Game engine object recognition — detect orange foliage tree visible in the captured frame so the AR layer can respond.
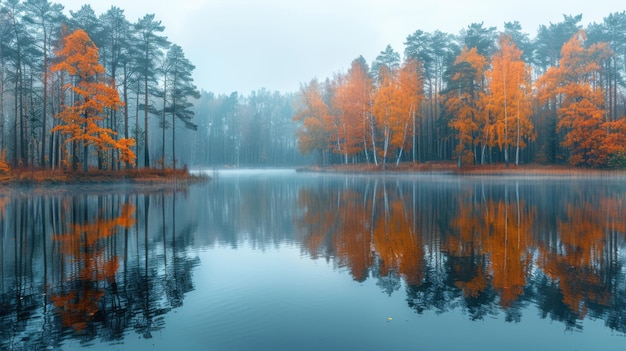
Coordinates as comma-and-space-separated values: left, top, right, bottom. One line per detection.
395, 58, 423, 165
372, 65, 399, 169
485, 35, 534, 166
536, 31, 614, 167
331, 58, 374, 164
52, 29, 136, 172
293, 79, 332, 165
444, 47, 488, 167
372, 58, 423, 169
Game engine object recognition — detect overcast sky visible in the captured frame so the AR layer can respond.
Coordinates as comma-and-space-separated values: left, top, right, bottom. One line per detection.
54, 0, 624, 96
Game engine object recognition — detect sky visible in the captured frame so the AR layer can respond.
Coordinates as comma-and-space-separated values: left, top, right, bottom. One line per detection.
54, 0, 625, 96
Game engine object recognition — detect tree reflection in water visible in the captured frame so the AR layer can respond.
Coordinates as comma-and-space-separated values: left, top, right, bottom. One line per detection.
0, 189, 198, 350
294, 177, 626, 332
2, 175, 626, 349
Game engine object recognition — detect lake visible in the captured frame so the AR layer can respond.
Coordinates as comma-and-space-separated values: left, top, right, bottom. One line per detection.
1, 169, 626, 350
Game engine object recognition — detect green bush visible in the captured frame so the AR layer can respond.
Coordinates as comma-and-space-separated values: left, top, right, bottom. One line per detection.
608, 151, 626, 169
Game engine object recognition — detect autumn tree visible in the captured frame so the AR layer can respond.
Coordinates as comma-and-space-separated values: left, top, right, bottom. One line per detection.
443, 47, 487, 167
397, 58, 423, 164
536, 31, 613, 167
372, 46, 422, 169
293, 79, 331, 165
532, 15, 584, 163
485, 34, 534, 167
322, 76, 346, 162
332, 57, 374, 163
51, 29, 135, 171
372, 65, 395, 168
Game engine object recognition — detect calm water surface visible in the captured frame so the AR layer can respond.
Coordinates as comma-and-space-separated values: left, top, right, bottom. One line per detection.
1, 169, 626, 350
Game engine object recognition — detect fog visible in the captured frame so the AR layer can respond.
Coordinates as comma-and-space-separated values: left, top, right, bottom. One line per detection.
54, 0, 624, 95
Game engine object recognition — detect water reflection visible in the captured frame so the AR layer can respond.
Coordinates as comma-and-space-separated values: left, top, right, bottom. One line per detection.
1, 173, 626, 349
293, 176, 626, 332
0, 188, 199, 350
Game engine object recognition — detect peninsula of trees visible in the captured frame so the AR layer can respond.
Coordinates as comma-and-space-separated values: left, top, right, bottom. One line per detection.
0, 0, 306, 178
0, 1, 207, 178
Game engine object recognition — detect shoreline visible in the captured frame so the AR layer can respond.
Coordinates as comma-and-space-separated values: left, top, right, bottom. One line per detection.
0, 167, 209, 187
297, 161, 626, 178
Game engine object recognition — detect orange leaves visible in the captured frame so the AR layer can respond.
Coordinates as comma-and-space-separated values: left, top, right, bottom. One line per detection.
0, 149, 9, 174
536, 30, 615, 167
294, 79, 332, 157
453, 47, 487, 83
444, 47, 488, 165
52, 29, 104, 79
372, 58, 423, 167
52, 29, 135, 169
332, 60, 373, 157
295, 53, 422, 166
484, 35, 534, 165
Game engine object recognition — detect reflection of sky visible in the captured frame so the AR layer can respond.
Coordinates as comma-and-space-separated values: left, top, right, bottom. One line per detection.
64, 243, 625, 351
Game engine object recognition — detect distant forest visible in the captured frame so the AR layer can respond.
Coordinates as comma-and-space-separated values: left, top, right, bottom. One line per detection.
1, 2, 625, 170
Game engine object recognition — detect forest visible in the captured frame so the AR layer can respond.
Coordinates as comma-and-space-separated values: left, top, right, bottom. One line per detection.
1, 2, 626, 171
295, 14, 626, 168
0, 0, 306, 174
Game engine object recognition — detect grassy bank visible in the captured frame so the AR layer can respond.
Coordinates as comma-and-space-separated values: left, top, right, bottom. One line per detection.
0, 167, 209, 187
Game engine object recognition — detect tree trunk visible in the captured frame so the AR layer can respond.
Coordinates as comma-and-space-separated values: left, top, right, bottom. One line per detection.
123, 63, 130, 169
144, 74, 150, 168
41, 28, 48, 168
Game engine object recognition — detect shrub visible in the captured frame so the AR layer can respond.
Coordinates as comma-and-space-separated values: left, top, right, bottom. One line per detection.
608, 150, 626, 169
0, 149, 10, 174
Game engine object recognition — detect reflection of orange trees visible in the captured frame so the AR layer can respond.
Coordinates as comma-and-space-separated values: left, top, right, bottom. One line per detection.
298, 189, 373, 281
538, 201, 611, 317
51, 203, 136, 331
371, 191, 424, 286
446, 191, 534, 306
298, 184, 424, 284
446, 194, 488, 298
0, 194, 8, 220
297, 181, 626, 319
332, 190, 372, 282
483, 198, 534, 308
298, 188, 338, 259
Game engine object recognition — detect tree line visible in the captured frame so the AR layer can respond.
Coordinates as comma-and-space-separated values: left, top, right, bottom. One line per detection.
0, 0, 199, 171
188, 89, 309, 168
294, 13, 626, 168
